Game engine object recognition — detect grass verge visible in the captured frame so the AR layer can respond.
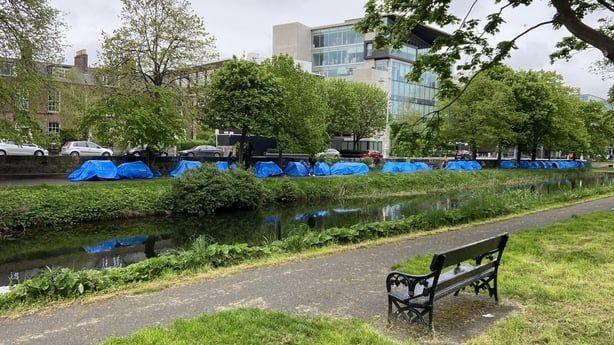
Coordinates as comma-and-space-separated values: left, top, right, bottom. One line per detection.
394, 211, 614, 344
102, 308, 402, 345
0, 169, 578, 233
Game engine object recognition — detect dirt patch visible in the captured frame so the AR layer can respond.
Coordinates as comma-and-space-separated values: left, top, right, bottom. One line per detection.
378, 293, 518, 344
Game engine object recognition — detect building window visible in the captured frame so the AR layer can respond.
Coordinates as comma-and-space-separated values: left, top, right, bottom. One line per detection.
48, 90, 60, 113
48, 122, 60, 133
51, 66, 68, 79
0, 61, 16, 76
366, 43, 373, 57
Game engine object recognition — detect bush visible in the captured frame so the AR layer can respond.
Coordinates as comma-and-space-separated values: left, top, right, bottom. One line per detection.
170, 166, 264, 216
264, 180, 303, 203
176, 139, 215, 151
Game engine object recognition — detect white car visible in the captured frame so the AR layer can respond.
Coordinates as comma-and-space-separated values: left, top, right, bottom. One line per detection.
61, 141, 113, 157
316, 148, 341, 159
0, 140, 48, 156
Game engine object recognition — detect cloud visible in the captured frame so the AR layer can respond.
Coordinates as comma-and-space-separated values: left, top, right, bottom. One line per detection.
50, 0, 610, 97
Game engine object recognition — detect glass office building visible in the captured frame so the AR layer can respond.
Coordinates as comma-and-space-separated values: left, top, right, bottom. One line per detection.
311, 25, 365, 77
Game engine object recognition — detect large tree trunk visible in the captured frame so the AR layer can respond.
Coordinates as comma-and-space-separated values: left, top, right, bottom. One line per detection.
515, 145, 522, 164
238, 125, 248, 164
551, 0, 614, 61
531, 147, 537, 161
497, 149, 502, 164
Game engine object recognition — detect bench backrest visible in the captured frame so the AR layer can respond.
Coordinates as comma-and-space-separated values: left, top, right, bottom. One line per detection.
429, 233, 509, 272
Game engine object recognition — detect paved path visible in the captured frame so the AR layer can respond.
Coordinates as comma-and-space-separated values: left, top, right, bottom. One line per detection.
1, 197, 613, 345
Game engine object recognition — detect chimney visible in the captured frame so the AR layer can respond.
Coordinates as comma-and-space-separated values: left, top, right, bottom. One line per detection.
74, 49, 88, 72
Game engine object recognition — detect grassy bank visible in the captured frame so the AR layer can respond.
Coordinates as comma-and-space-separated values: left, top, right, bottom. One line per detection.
102, 308, 398, 345
1, 180, 611, 315
394, 211, 614, 344
0, 169, 586, 233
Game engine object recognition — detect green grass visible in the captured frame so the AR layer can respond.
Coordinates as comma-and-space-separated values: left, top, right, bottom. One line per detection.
0, 169, 586, 233
102, 308, 399, 345
395, 211, 614, 344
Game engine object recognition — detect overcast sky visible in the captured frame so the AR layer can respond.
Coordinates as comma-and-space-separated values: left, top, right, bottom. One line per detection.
50, 0, 611, 98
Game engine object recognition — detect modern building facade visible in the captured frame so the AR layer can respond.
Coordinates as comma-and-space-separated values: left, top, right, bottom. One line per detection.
579, 93, 612, 110
273, 17, 448, 156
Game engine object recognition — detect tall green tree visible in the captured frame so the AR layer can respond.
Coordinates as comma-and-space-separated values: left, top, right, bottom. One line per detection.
81, 87, 185, 151
325, 79, 388, 151
577, 101, 614, 158
97, 0, 216, 90
608, 85, 614, 104
357, 1, 614, 109
262, 55, 328, 157
390, 113, 445, 157
440, 73, 523, 160
202, 57, 283, 162
0, 0, 64, 142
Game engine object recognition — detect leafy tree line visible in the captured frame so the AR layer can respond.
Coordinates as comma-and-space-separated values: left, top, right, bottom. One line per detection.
391, 66, 614, 160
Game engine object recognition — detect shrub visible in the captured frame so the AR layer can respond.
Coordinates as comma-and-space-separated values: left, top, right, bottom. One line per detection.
170, 166, 264, 215
264, 180, 303, 203
176, 139, 215, 151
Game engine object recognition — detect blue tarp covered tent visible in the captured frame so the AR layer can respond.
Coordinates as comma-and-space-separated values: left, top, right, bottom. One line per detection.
170, 160, 202, 177
382, 162, 417, 174
215, 161, 239, 172
519, 161, 542, 169
314, 162, 331, 176
284, 161, 310, 177
68, 160, 119, 181
254, 161, 283, 178
500, 160, 517, 169
414, 162, 432, 171
330, 162, 369, 176
445, 160, 482, 171
117, 161, 154, 180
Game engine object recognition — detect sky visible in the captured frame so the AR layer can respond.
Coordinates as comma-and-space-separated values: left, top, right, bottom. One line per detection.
50, 0, 611, 98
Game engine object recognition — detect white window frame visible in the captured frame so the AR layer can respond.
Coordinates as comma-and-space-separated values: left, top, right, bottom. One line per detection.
47, 90, 61, 113
48, 122, 60, 133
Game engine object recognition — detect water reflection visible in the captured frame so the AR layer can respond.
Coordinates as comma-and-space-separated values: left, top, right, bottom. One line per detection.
1, 172, 611, 289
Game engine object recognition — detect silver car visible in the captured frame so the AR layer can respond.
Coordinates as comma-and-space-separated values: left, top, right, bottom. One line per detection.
61, 141, 113, 157
316, 148, 341, 159
0, 140, 49, 156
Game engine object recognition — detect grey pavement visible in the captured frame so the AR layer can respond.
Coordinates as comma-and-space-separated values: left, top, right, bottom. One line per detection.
1, 197, 613, 345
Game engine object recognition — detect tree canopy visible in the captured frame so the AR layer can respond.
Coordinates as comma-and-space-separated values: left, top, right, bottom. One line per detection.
97, 0, 216, 90
357, 0, 614, 103
201, 57, 283, 161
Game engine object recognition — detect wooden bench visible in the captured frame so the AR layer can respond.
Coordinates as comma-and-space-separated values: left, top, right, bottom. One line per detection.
386, 233, 509, 330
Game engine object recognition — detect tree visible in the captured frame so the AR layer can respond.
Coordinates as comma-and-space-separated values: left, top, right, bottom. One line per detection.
202, 57, 283, 163
577, 101, 614, 157
81, 86, 185, 152
0, 0, 64, 142
97, 0, 216, 89
608, 85, 614, 104
357, 1, 614, 107
324, 79, 388, 151
440, 73, 523, 160
262, 55, 329, 157
390, 113, 444, 157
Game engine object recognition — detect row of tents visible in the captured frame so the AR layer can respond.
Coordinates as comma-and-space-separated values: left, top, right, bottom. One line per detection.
500, 160, 585, 170
67, 158, 586, 181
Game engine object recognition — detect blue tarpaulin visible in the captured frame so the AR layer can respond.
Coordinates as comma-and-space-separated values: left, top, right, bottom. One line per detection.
382, 162, 417, 174
68, 160, 119, 181
314, 162, 331, 176
500, 160, 517, 169
215, 161, 239, 172
445, 160, 482, 171
170, 160, 202, 177
414, 162, 432, 171
254, 161, 284, 178
117, 161, 154, 180
330, 162, 369, 176
284, 161, 310, 177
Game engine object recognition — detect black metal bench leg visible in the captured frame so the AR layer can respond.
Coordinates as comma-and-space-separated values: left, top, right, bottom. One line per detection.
428, 308, 434, 332
493, 275, 499, 303
387, 296, 393, 323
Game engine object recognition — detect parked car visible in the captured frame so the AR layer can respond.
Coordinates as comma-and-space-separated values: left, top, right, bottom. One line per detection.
0, 140, 48, 156
179, 145, 223, 158
361, 150, 383, 159
316, 148, 341, 160
61, 141, 113, 157
122, 146, 169, 157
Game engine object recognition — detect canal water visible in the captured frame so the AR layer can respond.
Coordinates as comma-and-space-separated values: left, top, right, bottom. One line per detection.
1, 172, 612, 290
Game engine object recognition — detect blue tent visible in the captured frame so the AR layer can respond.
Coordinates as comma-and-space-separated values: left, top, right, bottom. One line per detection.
68, 160, 119, 181
284, 161, 310, 177
445, 160, 482, 171
253, 161, 284, 178
519, 160, 543, 169
170, 160, 202, 177
382, 162, 417, 174
314, 162, 331, 176
414, 162, 432, 171
330, 162, 369, 176
215, 161, 239, 172
117, 161, 154, 180
500, 160, 517, 169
